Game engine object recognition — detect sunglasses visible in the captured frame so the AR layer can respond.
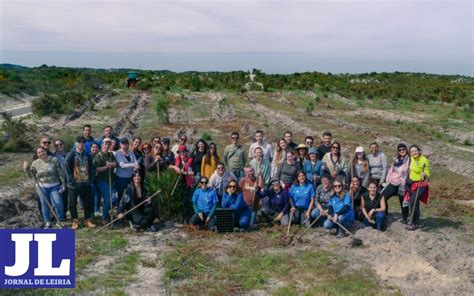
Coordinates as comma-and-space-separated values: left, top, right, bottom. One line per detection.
55, 143, 63, 147
200, 181, 208, 184
43, 141, 51, 144
398, 148, 406, 151
228, 185, 236, 188
180, 138, 186, 141
333, 184, 342, 188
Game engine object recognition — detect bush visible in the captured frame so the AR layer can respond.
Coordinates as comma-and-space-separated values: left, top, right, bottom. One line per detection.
145, 169, 190, 220
155, 95, 169, 123
201, 131, 213, 141
0, 113, 36, 152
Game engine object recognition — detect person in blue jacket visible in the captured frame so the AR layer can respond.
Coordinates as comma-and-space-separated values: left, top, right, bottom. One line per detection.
289, 172, 315, 227
257, 179, 291, 226
221, 180, 252, 231
190, 176, 219, 230
324, 178, 355, 236
303, 147, 322, 189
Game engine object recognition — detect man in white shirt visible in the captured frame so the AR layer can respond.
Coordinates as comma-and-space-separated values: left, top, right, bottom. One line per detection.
248, 130, 273, 162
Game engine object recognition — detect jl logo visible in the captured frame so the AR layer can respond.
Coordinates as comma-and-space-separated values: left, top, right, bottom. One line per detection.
0, 229, 75, 289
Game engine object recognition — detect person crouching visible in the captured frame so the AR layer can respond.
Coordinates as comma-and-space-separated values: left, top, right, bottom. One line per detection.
117, 173, 157, 232
190, 176, 219, 230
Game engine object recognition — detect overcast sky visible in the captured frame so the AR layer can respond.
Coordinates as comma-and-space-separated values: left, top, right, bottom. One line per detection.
0, 0, 472, 75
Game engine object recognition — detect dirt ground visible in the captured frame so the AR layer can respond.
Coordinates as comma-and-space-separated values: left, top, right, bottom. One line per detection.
1, 90, 473, 295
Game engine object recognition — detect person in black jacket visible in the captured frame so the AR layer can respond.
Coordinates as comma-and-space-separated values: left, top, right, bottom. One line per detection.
65, 136, 95, 229
361, 181, 387, 231
349, 176, 367, 221
117, 173, 157, 232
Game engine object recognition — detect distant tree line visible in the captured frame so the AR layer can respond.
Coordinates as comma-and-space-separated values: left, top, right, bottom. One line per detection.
1, 65, 472, 116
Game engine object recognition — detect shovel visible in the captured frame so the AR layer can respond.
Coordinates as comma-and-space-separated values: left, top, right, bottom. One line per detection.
281, 211, 294, 245
296, 214, 322, 243
333, 219, 363, 247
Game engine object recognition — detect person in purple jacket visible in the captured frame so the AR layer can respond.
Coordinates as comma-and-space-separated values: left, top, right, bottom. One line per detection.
257, 179, 291, 226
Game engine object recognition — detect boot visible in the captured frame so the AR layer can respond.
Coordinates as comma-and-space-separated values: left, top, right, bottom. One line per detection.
85, 219, 96, 228
405, 223, 418, 231
71, 219, 79, 230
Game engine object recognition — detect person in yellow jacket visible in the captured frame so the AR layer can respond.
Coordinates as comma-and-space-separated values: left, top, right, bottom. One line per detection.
201, 143, 220, 179
406, 144, 430, 231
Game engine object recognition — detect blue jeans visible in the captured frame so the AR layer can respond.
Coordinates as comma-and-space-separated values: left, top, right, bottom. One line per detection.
91, 181, 100, 213
233, 208, 252, 229
97, 180, 113, 220
364, 212, 386, 231
36, 184, 64, 222
323, 213, 354, 234
116, 176, 132, 204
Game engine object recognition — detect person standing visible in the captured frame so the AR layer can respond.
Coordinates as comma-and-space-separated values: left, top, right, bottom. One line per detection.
171, 145, 195, 223
381, 143, 410, 222
351, 146, 370, 187
53, 139, 69, 216
65, 136, 96, 229
367, 142, 388, 185
248, 130, 273, 161
223, 132, 247, 180
303, 147, 323, 189
276, 151, 300, 191
405, 144, 430, 231
321, 141, 348, 186
317, 131, 333, 161
284, 131, 298, 151
115, 138, 140, 203
201, 142, 220, 179
30, 147, 66, 228
249, 147, 271, 188
82, 124, 97, 155
93, 138, 117, 224
97, 126, 120, 151
192, 139, 208, 183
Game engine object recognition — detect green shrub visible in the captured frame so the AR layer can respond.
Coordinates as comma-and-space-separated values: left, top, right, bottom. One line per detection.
145, 169, 189, 220
155, 95, 169, 123
201, 131, 213, 141
0, 113, 35, 152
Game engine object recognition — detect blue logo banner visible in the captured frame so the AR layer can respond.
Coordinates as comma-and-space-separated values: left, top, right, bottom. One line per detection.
0, 229, 75, 289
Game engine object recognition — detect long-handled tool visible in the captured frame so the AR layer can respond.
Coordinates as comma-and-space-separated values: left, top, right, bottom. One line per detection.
332, 219, 363, 247
95, 189, 161, 233
409, 164, 426, 226
297, 214, 322, 243
171, 174, 182, 196
108, 168, 115, 222
281, 211, 294, 245
33, 175, 65, 229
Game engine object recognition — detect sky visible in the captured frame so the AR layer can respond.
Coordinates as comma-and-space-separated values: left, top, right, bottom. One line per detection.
0, 0, 472, 75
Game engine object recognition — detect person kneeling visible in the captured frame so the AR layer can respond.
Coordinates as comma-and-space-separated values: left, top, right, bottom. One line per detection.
257, 179, 291, 226
222, 181, 251, 231
117, 174, 157, 232
361, 181, 387, 231
190, 176, 219, 230
324, 178, 354, 237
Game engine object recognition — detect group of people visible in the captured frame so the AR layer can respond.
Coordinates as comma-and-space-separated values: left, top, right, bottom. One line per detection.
24, 125, 431, 235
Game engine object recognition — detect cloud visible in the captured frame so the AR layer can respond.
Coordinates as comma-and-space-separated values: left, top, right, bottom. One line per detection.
0, 0, 472, 74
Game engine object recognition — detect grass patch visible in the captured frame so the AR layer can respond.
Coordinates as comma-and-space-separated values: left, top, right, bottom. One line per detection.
75, 252, 139, 293
0, 167, 23, 186
161, 234, 391, 295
